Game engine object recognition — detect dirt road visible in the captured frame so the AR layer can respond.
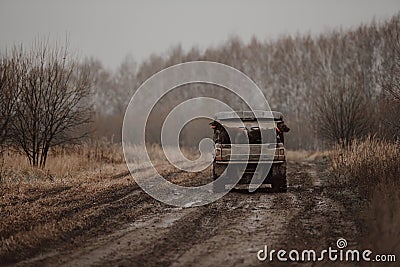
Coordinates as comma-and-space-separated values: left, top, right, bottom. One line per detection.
2, 157, 360, 267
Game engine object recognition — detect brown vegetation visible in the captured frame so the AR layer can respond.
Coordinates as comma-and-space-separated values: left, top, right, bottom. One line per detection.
331, 137, 400, 264
0, 142, 208, 264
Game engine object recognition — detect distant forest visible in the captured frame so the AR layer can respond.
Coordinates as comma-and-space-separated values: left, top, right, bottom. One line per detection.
81, 14, 399, 150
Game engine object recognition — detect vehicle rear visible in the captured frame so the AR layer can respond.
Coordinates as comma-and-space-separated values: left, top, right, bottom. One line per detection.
211, 111, 288, 192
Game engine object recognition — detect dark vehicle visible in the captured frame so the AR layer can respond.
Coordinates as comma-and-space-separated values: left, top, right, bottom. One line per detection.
210, 110, 290, 193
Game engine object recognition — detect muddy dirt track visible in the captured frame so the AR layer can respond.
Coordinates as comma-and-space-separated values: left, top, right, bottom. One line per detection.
2, 157, 360, 267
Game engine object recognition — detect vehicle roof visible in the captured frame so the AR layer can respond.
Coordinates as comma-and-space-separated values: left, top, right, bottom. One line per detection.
213, 110, 283, 121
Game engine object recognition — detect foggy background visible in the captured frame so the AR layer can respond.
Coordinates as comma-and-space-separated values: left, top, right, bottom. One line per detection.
1, 0, 399, 69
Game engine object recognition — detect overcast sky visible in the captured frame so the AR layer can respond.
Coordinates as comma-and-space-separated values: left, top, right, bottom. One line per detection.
1, 0, 399, 69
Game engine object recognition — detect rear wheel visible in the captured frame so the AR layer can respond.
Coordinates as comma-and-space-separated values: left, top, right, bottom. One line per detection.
212, 163, 218, 179
212, 163, 225, 193
271, 163, 287, 193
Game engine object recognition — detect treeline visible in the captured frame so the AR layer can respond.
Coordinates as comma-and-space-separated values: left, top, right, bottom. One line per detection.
2, 14, 399, 159
88, 14, 400, 149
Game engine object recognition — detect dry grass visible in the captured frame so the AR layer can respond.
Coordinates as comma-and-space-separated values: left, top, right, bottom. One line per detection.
330, 137, 400, 265
0, 141, 189, 184
0, 140, 125, 183
0, 141, 196, 264
331, 137, 400, 196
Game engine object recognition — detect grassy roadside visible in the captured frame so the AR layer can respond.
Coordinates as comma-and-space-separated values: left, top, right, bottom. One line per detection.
1, 140, 399, 265
0, 142, 191, 264
329, 138, 400, 265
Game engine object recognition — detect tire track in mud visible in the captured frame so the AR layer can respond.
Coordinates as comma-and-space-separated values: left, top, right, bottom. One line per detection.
265, 161, 359, 267
1, 166, 190, 266
56, 189, 298, 267
161, 161, 358, 267
170, 194, 282, 267
1, 163, 186, 240
103, 206, 227, 267
128, 192, 261, 267
2, 186, 150, 266
10, 167, 202, 266
11, 159, 360, 267
18, 170, 236, 267
12, 166, 292, 266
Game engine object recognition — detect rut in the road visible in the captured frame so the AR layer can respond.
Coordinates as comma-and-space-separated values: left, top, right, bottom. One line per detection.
8, 159, 361, 267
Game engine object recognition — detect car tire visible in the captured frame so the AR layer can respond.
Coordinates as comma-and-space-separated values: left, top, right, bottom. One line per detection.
271, 163, 287, 193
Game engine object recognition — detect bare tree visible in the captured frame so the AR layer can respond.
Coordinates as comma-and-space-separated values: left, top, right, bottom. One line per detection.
380, 15, 400, 137
313, 72, 371, 146
382, 16, 400, 102
0, 48, 23, 151
8, 40, 92, 167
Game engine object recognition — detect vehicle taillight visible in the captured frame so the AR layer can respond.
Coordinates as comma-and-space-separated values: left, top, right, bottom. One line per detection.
215, 148, 222, 161
274, 148, 285, 158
